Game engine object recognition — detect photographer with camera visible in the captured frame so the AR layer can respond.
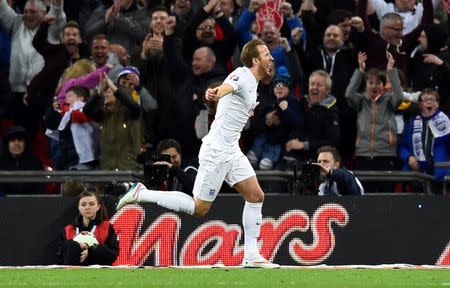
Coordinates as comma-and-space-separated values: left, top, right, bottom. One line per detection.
146, 139, 197, 194
315, 146, 364, 196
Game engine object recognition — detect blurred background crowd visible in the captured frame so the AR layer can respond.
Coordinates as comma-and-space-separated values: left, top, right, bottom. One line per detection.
0, 0, 449, 195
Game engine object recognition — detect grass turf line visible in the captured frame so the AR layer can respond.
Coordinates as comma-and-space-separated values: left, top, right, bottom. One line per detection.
0, 268, 449, 287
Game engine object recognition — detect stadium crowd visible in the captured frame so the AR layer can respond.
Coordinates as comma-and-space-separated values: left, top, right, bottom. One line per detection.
0, 0, 450, 194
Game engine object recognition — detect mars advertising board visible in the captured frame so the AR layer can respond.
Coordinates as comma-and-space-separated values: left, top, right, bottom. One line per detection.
1, 196, 450, 266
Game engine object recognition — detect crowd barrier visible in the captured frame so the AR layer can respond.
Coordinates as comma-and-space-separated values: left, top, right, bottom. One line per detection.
1, 195, 449, 266
0, 170, 438, 194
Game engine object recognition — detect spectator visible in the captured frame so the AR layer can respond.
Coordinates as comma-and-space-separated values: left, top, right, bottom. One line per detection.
45, 86, 99, 170
236, 0, 305, 71
62, 179, 86, 197
326, 9, 365, 48
285, 70, 341, 163
90, 34, 111, 68
0, 24, 11, 119
346, 52, 403, 192
369, 0, 440, 34
108, 42, 131, 80
0, 125, 44, 195
299, 0, 356, 29
220, 0, 241, 26
299, 24, 357, 160
246, 66, 303, 170
182, 0, 237, 71
0, 0, 66, 126
410, 23, 450, 113
169, 0, 193, 24
133, 12, 178, 145
64, 0, 100, 32
356, 0, 433, 75
164, 44, 226, 161
24, 20, 89, 138
85, 0, 150, 52
57, 190, 118, 265
399, 89, 450, 190
194, 80, 221, 140
83, 72, 143, 171
116, 65, 157, 144
316, 145, 364, 196
110, 43, 130, 67
55, 60, 111, 105
150, 138, 197, 194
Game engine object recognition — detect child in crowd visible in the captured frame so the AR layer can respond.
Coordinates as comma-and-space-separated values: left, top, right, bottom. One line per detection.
45, 86, 99, 170
246, 66, 303, 170
399, 89, 450, 188
345, 52, 403, 192
57, 190, 118, 265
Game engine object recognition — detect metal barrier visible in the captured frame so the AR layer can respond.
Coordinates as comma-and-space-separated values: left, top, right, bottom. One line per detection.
433, 162, 450, 195
0, 170, 437, 194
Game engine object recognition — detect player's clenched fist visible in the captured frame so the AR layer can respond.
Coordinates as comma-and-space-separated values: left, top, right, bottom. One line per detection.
205, 88, 219, 101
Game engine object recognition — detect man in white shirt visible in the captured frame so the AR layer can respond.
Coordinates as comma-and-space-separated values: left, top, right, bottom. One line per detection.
0, 0, 66, 94
370, 0, 439, 34
116, 39, 279, 268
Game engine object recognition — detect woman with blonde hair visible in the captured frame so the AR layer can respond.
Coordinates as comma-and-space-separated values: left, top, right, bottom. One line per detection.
55, 59, 112, 105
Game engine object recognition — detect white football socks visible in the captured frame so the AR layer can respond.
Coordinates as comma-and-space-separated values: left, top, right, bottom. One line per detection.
242, 201, 263, 259
137, 190, 195, 215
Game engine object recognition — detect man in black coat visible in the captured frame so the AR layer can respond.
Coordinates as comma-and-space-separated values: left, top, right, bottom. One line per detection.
285, 70, 341, 162
316, 145, 364, 196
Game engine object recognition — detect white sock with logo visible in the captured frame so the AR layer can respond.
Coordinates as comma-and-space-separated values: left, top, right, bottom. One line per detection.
137, 190, 195, 215
242, 201, 263, 259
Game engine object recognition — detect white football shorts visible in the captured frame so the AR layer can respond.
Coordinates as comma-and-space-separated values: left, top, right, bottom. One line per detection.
192, 143, 255, 202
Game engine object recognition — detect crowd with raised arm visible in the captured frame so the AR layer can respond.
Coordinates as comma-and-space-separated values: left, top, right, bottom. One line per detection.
0, 0, 449, 195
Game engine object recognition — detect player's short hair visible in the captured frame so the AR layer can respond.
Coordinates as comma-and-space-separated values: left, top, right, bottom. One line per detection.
317, 146, 341, 163
240, 39, 267, 68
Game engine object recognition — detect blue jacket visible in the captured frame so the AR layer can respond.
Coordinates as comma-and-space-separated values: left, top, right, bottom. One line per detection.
235, 8, 306, 69
398, 111, 450, 181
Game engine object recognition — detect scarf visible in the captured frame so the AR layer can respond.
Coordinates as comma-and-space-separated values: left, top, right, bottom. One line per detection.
58, 101, 85, 131
412, 111, 450, 162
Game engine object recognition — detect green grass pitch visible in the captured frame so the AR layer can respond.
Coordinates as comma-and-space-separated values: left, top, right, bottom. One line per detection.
1, 268, 450, 288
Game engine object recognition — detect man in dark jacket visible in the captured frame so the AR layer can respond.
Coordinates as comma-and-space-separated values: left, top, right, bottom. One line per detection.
164, 42, 226, 162
285, 70, 341, 162
0, 126, 44, 195
149, 138, 197, 194
316, 145, 364, 196
410, 23, 450, 113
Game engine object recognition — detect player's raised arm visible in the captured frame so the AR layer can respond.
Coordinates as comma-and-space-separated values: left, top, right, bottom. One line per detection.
205, 83, 234, 101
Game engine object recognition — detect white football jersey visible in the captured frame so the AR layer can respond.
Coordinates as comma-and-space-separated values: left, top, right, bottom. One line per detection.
203, 67, 258, 151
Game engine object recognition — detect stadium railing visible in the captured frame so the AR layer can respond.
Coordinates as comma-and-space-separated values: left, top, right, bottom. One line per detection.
0, 170, 437, 195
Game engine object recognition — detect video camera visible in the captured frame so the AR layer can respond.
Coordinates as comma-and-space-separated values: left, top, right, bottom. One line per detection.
104, 182, 133, 195
294, 160, 321, 195
143, 154, 171, 189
